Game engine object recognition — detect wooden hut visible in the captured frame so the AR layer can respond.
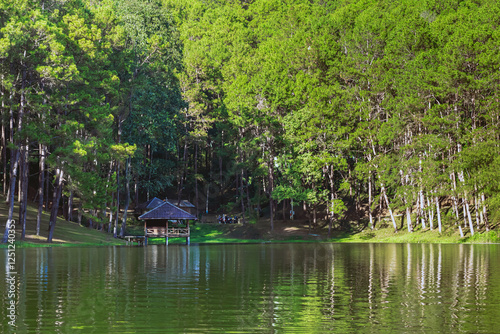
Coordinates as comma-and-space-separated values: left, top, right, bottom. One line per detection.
138, 201, 197, 245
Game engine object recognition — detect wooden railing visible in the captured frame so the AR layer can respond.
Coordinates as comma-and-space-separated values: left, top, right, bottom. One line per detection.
146, 227, 189, 237
167, 227, 189, 236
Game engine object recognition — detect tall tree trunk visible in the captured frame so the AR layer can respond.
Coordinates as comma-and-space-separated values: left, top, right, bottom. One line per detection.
134, 178, 139, 209
426, 195, 434, 231
3, 68, 25, 243
474, 195, 480, 230
464, 196, 474, 236
219, 155, 223, 195
36, 144, 45, 236
195, 143, 199, 217
114, 160, 120, 238
240, 167, 246, 224
381, 183, 398, 233
108, 192, 114, 234
19, 140, 28, 240
120, 157, 131, 238
78, 201, 83, 226
450, 172, 460, 223
44, 168, 49, 212
17, 163, 21, 203
245, 169, 251, 214
101, 161, 113, 232
478, 196, 485, 229
2, 149, 19, 243
47, 167, 64, 243
405, 202, 413, 232
329, 193, 335, 238
1, 109, 6, 196
68, 189, 73, 222
419, 190, 426, 229
6, 89, 14, 205
458, 170, 474, 235
18, 144, 25, 232
268, 153, 275, 231
462, 201, 468, 234
481, 193, 489, 231
418, 159, 426, 229
368, 172, 374, 230
435, 196, 442, 233
178, 140, 188, 205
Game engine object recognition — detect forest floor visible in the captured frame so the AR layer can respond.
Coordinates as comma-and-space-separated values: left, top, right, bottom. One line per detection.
1, 196, 498, 247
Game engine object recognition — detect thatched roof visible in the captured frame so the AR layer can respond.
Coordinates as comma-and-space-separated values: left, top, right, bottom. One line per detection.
138, 201, 197, 220
137, 197, 165, 210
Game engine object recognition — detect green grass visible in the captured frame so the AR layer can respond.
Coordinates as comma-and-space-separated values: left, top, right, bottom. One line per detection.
0, 195, 126, 248
461, 230, 500, 244
135, 223, 269, 245
328, 226, 500, 244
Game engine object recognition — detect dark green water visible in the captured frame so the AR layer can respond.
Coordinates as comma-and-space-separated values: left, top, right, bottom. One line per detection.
1, 243, 500, 333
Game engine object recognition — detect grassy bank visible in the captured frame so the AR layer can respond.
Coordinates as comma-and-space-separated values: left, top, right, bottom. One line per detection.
139, 218, 500, 245
1, 196, 498, 247
0, 197, 126, 248
330, 226, 500, 244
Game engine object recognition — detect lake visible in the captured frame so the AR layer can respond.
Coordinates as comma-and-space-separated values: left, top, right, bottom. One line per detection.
1, 243, 500, 333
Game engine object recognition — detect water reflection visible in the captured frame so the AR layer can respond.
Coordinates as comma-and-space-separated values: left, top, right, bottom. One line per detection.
0, 243, 499, 333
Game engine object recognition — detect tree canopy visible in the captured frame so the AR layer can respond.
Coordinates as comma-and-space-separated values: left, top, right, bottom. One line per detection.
1, 0, 499, 241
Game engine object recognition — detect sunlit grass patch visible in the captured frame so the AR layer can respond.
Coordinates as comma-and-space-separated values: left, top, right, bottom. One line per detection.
461, 230, 500, 244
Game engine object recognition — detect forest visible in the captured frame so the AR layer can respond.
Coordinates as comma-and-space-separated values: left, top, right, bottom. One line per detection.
1, 0, 499, 243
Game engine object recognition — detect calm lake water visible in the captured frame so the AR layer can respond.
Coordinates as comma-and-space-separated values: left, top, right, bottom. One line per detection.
1, 243, 500, 333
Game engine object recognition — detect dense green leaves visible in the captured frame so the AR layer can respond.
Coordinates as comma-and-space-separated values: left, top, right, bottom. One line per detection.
2, 0, 499, 241
164, 0, 500, 232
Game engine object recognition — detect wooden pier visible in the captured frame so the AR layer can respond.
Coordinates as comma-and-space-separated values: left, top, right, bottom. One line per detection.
124, 236, 146, 246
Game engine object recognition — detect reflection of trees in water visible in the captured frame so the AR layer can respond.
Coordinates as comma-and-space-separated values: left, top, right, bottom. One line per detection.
4, 244, 498, 332
235, 243, 495, 332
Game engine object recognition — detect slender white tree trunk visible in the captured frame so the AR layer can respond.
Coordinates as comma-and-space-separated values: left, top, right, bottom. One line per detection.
19, 140, 28, 240
457, 171, 474, 236
427, 195, 434, 231
474, 195, 480, 230
36, 144, 45, 236
419, 190, 426, 229
464, 196, 474, 236
381, 183, 398, 233
406, 205, 413, 232
368, 173, 374, 230
435, 196, 442, 233
481, 193, 489, 231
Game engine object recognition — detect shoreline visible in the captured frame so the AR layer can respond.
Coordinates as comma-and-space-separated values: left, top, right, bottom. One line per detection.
1, 196, 498, 248
3, 226, 499, 248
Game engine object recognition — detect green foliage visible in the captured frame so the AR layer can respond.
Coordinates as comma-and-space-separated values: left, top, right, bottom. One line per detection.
2, 0, 500, 241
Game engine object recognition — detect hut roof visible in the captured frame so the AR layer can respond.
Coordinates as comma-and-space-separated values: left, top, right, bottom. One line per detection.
165, 199, 196, 208
139, 201, 197, 220
137, 197, 165, 210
